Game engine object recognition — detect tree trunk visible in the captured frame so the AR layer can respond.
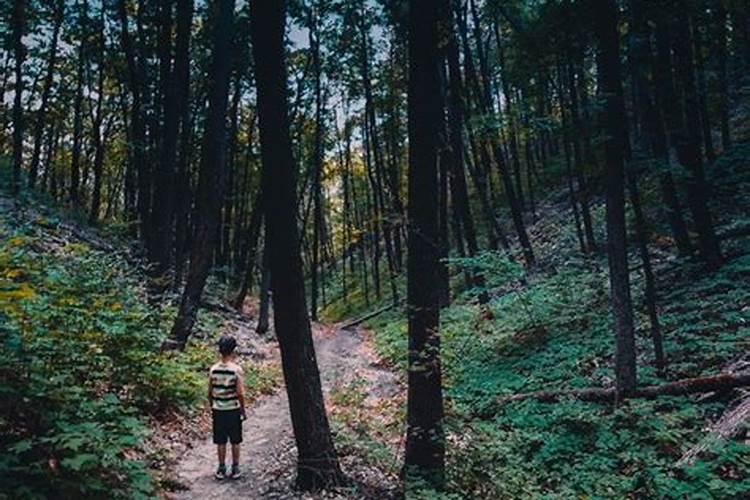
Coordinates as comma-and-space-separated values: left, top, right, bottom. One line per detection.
627, 172, 665, 375
149, 0, 182, 280
29, 0, 63, 190
310, 8, 323, 321
692, 13, 716, 163
671, 1, 723, 269
171, 0, 195, 285
652, 7, 694, 256
715, 3, 731, 150
11, 0, 27, 196
166, 0, 235, 348
256, 234, 271, 335
566, 57, 597, 252
233, 192, 264, 311
596, 0, 637, 398
557, 60, 587, 254
404, 0, 445, 489
250, 0, 343, 490
70, 0, 89, 206
116, 0, 150, 239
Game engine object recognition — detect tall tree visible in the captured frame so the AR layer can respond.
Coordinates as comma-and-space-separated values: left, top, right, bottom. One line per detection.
596, 0, 637, 397
250, 0, 343, 490
11, 0, 27, 195
309, 3, 324, 321
149, 0, 182, 281
116, 0, 150, 238
404, 0, 445, 489
88, 6, 108, 224
166, 0, 235, 347
70, 0, 89, 206
29, 0, 64, 190
671, 0, 723, 269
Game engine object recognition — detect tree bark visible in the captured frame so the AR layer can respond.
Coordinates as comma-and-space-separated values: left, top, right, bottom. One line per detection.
70, 0, 90, 206
404, 0, 445, 489
149, 0, 182, 280
310, 6, 324, 321
88, 10, 108, 224
715, 3, 731, 150
29, 0, 63, 190
116, 0, 150, 238
11, 0, 26, 196
166, 0, 235, 347
596, 0, 637, 398
652, 6, 694, 256
250, 0, 343, 490
627, 172, 665, 375
671, 1, 723, 269
233, 192, 264, 311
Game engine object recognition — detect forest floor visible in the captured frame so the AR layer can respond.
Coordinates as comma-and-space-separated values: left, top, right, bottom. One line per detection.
162, 314, 403, 500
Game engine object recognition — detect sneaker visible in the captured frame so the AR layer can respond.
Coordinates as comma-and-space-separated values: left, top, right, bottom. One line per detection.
230, 464, 242, 480
215, 465, 227, 480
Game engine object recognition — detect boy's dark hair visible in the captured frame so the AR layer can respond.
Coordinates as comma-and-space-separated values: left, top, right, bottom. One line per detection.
218, 335, 237, 356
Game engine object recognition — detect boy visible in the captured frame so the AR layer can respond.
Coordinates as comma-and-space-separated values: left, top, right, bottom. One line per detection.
208, 335, 246, 480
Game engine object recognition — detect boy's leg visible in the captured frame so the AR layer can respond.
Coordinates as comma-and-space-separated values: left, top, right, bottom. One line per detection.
217, 444, 227, 466
231, 444, 240, 465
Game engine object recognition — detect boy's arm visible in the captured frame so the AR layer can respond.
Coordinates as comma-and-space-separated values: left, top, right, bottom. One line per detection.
207, 370, 213, 406
236, 367, 247, 420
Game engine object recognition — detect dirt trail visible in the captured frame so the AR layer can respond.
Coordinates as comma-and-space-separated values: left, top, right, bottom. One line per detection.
169, 321, 400, 499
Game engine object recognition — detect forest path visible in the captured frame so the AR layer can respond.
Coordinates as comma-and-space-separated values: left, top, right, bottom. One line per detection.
169, 318, 400, 499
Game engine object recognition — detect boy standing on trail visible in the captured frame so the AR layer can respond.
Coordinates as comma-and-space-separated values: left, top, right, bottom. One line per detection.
209, 335, 246, 480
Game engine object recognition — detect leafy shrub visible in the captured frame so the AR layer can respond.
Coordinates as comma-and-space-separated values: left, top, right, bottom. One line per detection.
0, 221, 206, 498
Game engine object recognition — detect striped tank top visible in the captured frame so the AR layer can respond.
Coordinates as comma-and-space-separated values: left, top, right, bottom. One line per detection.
209, 361, 243, 411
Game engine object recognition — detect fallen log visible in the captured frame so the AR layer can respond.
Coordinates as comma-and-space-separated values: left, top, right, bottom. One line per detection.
677, 392, 750, 467
340, 302, 401, 330
490, 372, 750, 407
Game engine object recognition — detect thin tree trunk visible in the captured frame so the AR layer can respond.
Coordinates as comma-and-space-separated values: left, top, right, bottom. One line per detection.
652, 7, 694, 256
149, 0, 182, 280
692, 13, 716, 163
11, 0, 27, 196
627, 173, 665, 374
70, 0, 89, 206
715, 3, 731, 150
29, 0, 63, 190
256, 234, 271, 335
310, 7, 323, 320
233, 192, 263, 311
116, 0, 150, 238
172, 0, 195, 285
89, 8, 107, 224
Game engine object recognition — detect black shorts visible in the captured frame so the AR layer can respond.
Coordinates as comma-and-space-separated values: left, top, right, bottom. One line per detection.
212, 409, 243, 445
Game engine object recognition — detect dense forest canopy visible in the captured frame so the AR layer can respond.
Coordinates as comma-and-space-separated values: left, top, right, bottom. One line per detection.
1, 0, 749, 498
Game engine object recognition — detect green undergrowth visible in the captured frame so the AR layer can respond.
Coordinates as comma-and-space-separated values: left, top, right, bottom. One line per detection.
362, 145, 750, 497
0, 196, 270, 498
